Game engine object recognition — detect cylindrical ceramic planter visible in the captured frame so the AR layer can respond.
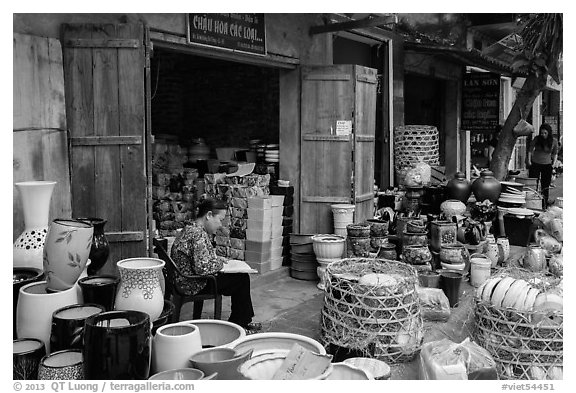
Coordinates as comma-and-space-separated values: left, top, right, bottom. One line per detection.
115, 258, 165, 321
346, 237, 371, 258
496, 236, 510, 264
13, 267, 44, 338
376, 243, 398, 260
152, 322, 203, 373
439, 271, 463, 308
76, 217, 110, 275
418, 271, 440, 288
439, 243, 470, 268
429, 220, 457, 252
38, 349, 84, 380
470, 254, 492, 288
49, 303, 105, 352
43, 218, 94, 292
83, 310, 152, 380
13, 338, 46, 380
13, 181, 57, 269
78, 275, 120, 311
311, 234, 345, 259
402, 230, 428, 249
346, 223, 371, 238
16, 281, 79, 353
331, 204, 355, 235
365, 219, 389, 237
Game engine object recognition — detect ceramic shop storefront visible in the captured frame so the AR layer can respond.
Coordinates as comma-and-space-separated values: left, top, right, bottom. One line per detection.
13, 13, 399, 269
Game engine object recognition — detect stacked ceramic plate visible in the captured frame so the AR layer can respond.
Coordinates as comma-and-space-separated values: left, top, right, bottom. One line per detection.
498, 181, 526, 205
505, 207, 535, 218
265, 144, 279, 163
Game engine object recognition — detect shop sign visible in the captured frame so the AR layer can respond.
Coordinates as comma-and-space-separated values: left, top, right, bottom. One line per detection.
187, 13, 266, 56
461, 72, 500, 132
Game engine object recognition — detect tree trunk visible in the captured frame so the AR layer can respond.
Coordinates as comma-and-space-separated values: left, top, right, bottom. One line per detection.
489, 73, 548, 180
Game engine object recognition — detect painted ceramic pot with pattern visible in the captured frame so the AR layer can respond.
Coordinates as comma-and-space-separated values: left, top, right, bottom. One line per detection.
38, 349, 84, 380
43, 219, 94, 292
114, 258, 165, 321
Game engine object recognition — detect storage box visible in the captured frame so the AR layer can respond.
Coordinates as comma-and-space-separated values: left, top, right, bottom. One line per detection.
245, 250, 271, 264
246, 228, 272, 242
247, 197, 272, 210
245, 240, 272, 254
270, 247, 283, 260
270, 237, 283, 250
247, 208, 272, 221
270, 257, 283, 271
270, 195, 285, 207
271, 215, 283, 228
272, 226, 283, 239
271, 206, 283, 219
247, 218, 272, 232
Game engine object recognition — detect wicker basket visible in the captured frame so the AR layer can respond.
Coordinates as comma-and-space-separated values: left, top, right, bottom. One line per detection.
320, 258, 423, 363
394, 125, 440, 175
473, 269, 563, 380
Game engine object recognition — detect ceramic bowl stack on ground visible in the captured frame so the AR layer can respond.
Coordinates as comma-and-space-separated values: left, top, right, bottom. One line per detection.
345, 223, 371, 258
312, 234, 345, 290
270, 183, 294, 267
289, 234, 318, 281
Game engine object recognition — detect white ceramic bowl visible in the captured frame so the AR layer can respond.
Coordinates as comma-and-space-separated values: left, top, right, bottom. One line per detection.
325, 363, 373, 380
238, 353, 332, 380
180, 319, 246, 349
230, 332, 326, 357
342, 357, 391, 380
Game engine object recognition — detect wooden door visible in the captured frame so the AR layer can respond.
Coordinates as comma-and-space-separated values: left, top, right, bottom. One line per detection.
13, 33, 72, 239
62, 24, 149, 274
300, 65, 377, 234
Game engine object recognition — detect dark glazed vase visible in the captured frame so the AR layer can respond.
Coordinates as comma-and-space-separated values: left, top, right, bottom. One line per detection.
83, 310, 151, 380
446, 172, 472, 203
471, 170, 502, 203
77, 218, 110, 275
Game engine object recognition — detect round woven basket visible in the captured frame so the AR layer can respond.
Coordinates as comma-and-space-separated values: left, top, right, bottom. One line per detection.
473, 269, 563, 380
394, 125, 440, 178
320, 258, 423, 363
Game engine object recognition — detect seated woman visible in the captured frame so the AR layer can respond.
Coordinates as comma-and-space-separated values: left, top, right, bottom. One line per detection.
170, 197, 261, 332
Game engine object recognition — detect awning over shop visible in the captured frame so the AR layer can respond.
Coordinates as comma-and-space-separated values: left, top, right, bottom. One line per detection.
404, 41, 518, 76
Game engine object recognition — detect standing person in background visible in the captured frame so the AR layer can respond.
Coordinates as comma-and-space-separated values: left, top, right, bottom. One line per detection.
525, 123, 558, 208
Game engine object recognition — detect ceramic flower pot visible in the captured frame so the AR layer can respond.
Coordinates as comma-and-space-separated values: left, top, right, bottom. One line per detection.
376, 243, 398, 260
152, 323, 203, 373
402, 230, 428, 249
446, 172, 472, 203
370, 237, 389, 250
76, 217, 110, 275
439, 243, 470, 272
115, 258, 165, 321
13, 267, 44, 338
38, 349, 84, 380
13, 338, 46, 380
429, 220, 458, 252
485, 241, 499, 268
331, 204, 355, 235
496, 236, 510, 264
346, 237, 371, 257
16, 281, 79, 353
77, 275, 120, 311
181, 319, 246, 349
403, 245, 432, 265
189, 347, 254, 380
13, 181, 57, 269
311, 234, 345, 259
440, 199, 466, 219
49, 303, 105, 352
471, 170, 502, 203
346, 223, 371, 238
365, 219, 389, 237
43, 218, 94, 292
418, 271, 441, 288
83, 310, 152, 380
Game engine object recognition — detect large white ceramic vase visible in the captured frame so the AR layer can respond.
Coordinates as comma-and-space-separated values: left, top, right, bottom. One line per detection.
114, 258, 165, 321
13, 181, 57, 269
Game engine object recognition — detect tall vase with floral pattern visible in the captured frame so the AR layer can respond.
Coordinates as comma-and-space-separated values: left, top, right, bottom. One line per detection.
114, 258, 165, 321
13, 181, 57, 269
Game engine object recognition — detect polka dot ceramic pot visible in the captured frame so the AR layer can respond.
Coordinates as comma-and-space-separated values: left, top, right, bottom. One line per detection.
114, 258, 165, 321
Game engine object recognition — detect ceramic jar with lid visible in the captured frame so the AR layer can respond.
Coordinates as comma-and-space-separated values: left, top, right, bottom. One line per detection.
472, 170, 502, 203
446, 172, 472, 203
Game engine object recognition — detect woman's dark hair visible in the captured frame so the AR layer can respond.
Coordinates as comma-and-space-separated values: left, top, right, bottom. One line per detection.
536, 123, 554, 150
197, 198, 227, 218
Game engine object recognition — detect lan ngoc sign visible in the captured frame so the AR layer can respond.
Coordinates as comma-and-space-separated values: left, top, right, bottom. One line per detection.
187, 13, 266, 56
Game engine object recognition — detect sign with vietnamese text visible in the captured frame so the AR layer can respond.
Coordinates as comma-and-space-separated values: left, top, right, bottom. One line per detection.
462, 72, 500, 132
187, 14, 266, 56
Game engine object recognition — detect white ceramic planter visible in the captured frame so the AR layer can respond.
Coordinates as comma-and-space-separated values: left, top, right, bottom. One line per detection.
13, 181, 57, 269
152, 322, 202, 373
16, 281, 79, 353
43, 219, 94, 291
312, 234, 345, 259
331, 204, 355, 234
115, 258, 165, 321
180, 319, 246, 349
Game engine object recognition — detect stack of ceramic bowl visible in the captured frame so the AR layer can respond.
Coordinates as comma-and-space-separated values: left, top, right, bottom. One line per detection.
256, 144, 267, 162
498, 181, 526, 207
265, 144, 279, 163
311, 234, 345, 290
289, 234, 317, 281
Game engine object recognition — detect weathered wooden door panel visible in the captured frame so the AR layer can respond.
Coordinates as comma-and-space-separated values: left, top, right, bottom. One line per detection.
62, 24, 147, 274
13, 33, 72, 240
300, 65, 377, 234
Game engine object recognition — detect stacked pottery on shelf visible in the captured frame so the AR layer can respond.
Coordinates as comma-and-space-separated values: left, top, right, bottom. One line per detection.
270, 183, 294, 267
312, 234, 345, 290
289, 234, 318, 281
345, 223, 371, 258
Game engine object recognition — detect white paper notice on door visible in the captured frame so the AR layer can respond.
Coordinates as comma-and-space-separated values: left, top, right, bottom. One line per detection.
335, 120, 352, 136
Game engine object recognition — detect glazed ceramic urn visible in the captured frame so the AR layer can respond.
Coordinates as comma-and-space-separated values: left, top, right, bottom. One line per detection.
446, 172, 472, 203
13, 181, 57, 269
440, 199, 466, 219
115, 258, 165, 321
471, 170, 502, 203
43, 219, 94, 292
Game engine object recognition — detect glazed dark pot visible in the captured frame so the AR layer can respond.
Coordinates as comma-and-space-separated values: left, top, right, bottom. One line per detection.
13, 267, 44, 338
78, 275, 120, 311
77, 218, 110, 275
83, 310, 152, 380
471, 170, 502, 203
446, 172, 472, 203
49, 304, 105, 352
